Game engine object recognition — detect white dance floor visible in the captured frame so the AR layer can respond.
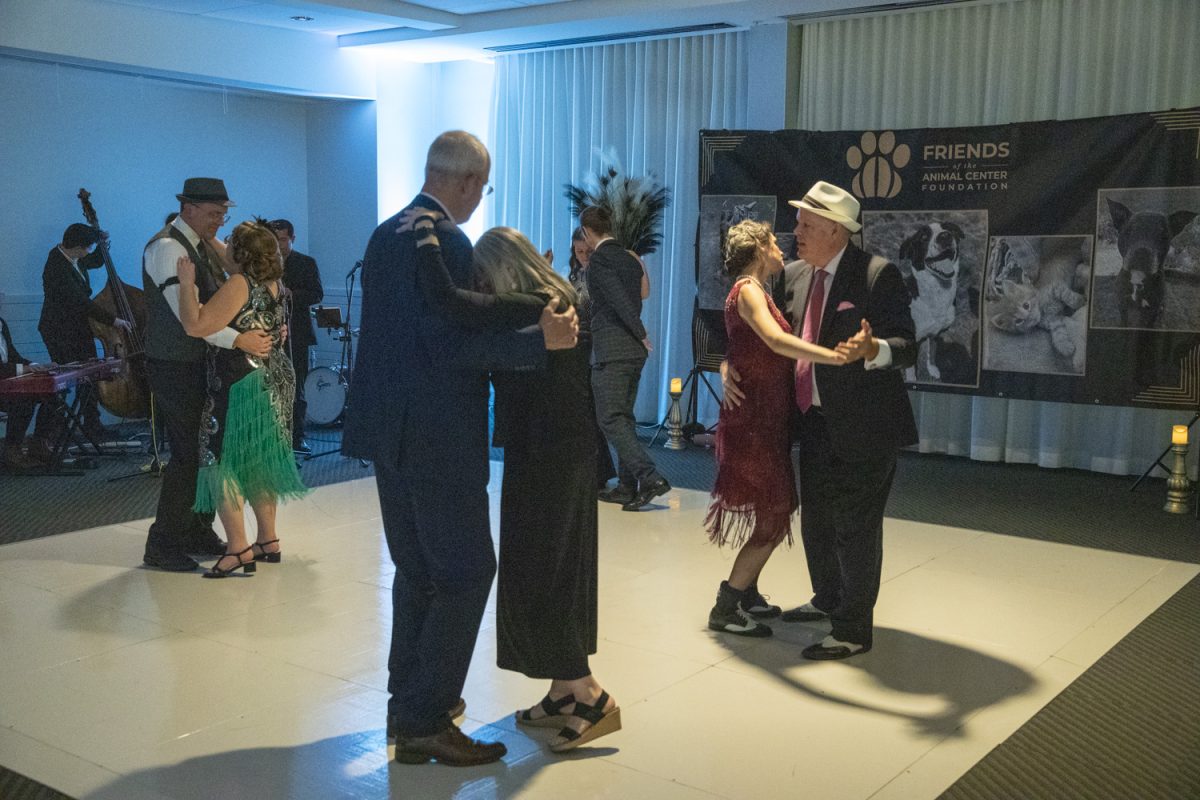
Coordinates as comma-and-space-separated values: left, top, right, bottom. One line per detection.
0, 466, 1194, 800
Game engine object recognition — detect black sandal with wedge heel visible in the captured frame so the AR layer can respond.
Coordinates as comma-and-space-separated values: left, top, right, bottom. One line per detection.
515, 693, 575, 728
251, 539, 282, 563
548, 691, 621, 753
203, 545, 257, 579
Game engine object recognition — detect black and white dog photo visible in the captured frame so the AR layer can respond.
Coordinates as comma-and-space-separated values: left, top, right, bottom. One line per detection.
863, 210, 985, 387
1092, 188, 1200, 331
899, 222, 964, 381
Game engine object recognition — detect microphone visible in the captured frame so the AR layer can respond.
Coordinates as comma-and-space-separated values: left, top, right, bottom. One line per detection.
348, 260, 363, 276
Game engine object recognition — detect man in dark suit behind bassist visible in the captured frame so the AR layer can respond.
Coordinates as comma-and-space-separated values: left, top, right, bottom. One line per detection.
270, 218, 323, 453
37, 223, 132, 442
725, 181, 917, 661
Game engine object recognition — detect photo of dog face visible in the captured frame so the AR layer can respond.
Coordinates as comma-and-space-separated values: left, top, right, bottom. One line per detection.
1092, 189, 1200, 332
863, 210, 984, 388
1106, 198, 1197, 329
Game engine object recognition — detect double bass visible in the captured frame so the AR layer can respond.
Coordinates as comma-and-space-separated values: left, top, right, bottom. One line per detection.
78, 188, 151, 419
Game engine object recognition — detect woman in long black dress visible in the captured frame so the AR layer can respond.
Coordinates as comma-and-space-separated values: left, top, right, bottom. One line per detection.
399, 211, 620, 754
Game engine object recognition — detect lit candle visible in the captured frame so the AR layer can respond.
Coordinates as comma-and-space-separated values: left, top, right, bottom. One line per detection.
670, 377, 682, 394
1173, 425, 1188, 446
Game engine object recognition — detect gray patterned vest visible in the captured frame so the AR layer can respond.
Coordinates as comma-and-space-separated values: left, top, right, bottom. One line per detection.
142, 225, 226, 363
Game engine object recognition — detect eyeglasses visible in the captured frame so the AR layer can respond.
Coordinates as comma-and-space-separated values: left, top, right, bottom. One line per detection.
482, 180, 494, 196
188, 204, 230, 223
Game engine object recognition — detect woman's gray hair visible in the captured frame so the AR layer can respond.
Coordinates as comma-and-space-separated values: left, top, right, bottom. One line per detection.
425, 131, 490, 179
473, 227, 579, 310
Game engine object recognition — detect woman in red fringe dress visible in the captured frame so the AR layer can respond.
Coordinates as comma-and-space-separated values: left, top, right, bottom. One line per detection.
706, 220, 845, 637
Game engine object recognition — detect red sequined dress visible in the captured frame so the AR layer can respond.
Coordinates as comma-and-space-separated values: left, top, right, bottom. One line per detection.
705, 279, 798, 548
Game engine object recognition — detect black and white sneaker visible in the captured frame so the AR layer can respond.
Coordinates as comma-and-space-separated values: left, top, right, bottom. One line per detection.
741, 585, 782, 619
708, 602, 773, 637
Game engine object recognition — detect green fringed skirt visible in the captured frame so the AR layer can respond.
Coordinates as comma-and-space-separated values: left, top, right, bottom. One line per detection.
194, 368, 309, 512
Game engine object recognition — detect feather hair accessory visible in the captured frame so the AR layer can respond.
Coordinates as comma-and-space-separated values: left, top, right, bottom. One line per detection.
565, 153, 671, 256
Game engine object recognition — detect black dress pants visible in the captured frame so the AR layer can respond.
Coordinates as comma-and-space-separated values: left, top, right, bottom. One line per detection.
289, 343, 309, 444
794, 410, 897, 647
144, 358, 215, 556
376, 407, 496, 738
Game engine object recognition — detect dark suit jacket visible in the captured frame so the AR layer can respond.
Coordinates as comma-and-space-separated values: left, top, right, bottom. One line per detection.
342, 193, 546, 464
282, 250, 323, 349
1, 318, 31, 379
777, 242, 918, 461
587, 240, 647, 362
37, 246, 114, 354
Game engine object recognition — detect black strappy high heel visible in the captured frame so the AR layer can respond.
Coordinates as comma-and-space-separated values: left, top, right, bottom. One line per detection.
203, 545, 257, 578
515, 693, 575, 728
548, 691, 621, 753
251, 539, 282, 563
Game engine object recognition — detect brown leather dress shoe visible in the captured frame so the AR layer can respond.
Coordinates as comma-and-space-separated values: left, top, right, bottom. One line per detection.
387, 699, 466, 741
394, 723, 506, 766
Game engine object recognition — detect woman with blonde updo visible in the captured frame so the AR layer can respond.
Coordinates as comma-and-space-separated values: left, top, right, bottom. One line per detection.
176, 219, 309, 578
705, 220, 845, 637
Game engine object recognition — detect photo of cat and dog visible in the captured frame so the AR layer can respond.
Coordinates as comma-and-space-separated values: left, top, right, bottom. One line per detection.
1090, 186, 1200, 333
863, 210, 986, 388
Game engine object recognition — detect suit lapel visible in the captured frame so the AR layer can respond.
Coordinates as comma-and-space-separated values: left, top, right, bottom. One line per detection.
819, 244, 863, 344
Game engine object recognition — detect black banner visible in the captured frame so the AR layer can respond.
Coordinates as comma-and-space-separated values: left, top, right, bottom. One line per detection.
699, 108, 1200, 409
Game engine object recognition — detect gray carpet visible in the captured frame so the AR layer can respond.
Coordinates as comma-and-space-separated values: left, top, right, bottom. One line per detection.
0, 424, 372, 544
2, 426, 1198, 799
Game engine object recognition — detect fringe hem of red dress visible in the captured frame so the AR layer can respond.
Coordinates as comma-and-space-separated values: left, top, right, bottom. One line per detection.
704, 500, 794, 550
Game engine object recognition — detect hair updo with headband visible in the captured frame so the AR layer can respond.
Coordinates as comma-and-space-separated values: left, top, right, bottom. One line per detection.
229, 218, 283, 282
723, 219, 773, 278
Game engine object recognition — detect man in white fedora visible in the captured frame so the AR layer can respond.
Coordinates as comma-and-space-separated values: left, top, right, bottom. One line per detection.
724, 180, 917, 659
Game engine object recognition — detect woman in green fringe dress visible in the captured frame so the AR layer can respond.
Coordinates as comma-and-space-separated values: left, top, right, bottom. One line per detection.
176, 219, 309, 578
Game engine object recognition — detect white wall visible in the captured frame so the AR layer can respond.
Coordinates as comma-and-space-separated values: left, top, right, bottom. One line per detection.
0, 0, 375, 99
305, 99, 379, 372
374, 55, 495, 240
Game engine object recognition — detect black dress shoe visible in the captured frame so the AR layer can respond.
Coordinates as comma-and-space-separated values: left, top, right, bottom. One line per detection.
801, 635, 870, 660
387, 699, 467, 740
621, 478, 671, 511
143, 550, 199, 572
598, 484, 636, 504
394, 723, 506, 766
182, 530, 227, 556
293, 439, 312, 454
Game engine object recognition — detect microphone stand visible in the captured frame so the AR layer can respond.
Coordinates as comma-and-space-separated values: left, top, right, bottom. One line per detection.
304, 260, 366, 466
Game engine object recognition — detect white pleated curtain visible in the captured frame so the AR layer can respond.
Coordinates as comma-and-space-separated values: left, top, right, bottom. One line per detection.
490, 33, 750, 424
796, 0, 1200, 474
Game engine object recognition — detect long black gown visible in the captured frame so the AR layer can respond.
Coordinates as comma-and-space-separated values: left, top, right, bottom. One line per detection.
415, 239, 599, 680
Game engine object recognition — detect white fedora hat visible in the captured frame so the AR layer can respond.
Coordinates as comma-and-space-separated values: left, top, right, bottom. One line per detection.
788, 181, 861, 233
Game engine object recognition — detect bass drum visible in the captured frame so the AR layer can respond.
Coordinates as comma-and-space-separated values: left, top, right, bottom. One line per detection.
304, 365, 348, 426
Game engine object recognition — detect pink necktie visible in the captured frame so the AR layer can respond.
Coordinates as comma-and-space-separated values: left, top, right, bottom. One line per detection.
795, 269, 827, 412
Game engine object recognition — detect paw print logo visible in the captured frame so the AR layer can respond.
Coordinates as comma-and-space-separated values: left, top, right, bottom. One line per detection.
847, 131, 910, 199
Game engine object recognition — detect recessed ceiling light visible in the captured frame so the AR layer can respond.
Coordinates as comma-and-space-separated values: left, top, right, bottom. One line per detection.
290, 15, 314, 22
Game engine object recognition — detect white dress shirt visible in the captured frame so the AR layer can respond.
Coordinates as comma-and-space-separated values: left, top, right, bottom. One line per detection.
143, 218, 238, 350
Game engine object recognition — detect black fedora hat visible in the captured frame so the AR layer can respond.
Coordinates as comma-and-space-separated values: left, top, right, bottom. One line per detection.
176, 177, 236, 207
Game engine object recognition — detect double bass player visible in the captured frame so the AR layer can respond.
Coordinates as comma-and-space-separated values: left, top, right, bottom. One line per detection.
37, 222, 132, 445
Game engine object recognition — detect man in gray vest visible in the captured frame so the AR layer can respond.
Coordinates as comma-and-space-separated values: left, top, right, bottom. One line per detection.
141, 178, 272, 572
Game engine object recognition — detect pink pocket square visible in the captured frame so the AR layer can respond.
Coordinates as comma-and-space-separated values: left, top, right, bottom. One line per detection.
836, 301, 856, 312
